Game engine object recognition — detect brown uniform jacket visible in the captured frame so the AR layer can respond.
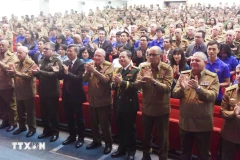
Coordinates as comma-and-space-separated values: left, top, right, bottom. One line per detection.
134, 61, 173, 116
13, 56, 36, 100
173, 69, 219, 132
83, 61, 113, 107
171, 37, 189, 52
220, 84, 240, 143
0, 50, 18, 90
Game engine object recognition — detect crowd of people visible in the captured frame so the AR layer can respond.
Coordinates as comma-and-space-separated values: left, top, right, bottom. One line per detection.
1, 2, 240, 160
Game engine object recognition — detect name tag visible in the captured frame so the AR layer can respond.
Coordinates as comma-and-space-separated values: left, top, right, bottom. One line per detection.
127, 74, 132, 77
200, 81, 210, 86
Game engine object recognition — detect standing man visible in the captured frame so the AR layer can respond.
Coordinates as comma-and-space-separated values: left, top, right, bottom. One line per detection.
0, 40, 18, 132
206, 41, 230, 105
83, 48, 113, 154
173, 52, 219, 160
134, 46, 173, 160
220, 64, 240, 160
60, 44, 87, 148
32, 42, 62, 142
7, 46, 36, 137
111, 50, 139, 160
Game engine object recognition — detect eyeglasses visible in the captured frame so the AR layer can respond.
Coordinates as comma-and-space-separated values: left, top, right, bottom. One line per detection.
43, 48, 51, 50
148, 53, 160, 57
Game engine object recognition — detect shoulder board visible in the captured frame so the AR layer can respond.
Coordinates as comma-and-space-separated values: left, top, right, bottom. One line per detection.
131, 66, 139, 70
234, 41, 240, 44
181, 70, 191, 74
226, 84, 238, 92
161, 62, 170, 69
182, 39, 188, 42
103, 61, 111, 66
205, 70, 217, 77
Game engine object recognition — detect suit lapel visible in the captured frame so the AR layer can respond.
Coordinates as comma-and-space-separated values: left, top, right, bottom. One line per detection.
71, 59, 80, 72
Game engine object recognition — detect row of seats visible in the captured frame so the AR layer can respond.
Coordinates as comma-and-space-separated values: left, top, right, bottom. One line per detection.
34, 80, 240, 159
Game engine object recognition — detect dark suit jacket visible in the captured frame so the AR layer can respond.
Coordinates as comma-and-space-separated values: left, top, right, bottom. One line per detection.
96, 40, 113, 62
185, 42, 207, 57
32, 51, 44, 65
61, 58, 87, 104
123, 42, 134, 54
167, 49, 174, 61
110, 65, 139, 112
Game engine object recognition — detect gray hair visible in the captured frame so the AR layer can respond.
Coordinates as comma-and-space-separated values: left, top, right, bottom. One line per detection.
193, 52, 207, 61
150, 46, 163, 55
95, 48, 106, 57
17, 46, 28, 53
121, 50, 132, 58
45, 42, 55, 50
236, 64, 240, 70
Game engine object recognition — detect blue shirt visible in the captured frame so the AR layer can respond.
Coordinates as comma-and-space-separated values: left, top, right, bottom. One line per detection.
65, 37, 74, 46
112, 42, 122, 48
82, 37, 89, 47
24, 41, 38, 57
206, 58, 230, 100
221, 56, 238, 72
134, 40, 151, 50
49, 36, 56, 43
150, 38, 164, 50
81, 58, 93, 63
16, 35, 25, 43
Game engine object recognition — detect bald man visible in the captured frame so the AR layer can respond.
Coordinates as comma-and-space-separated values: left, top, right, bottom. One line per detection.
0, 40, 18, 132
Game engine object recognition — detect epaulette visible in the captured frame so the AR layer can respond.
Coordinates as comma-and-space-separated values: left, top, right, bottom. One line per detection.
181, 70, 191, 74
103, 61, 111, 66
205, 70, 217, 77
226, 84, 238, 92
131, 66, 139, 70
234, 41, 240, 45
161, 62, 170, 69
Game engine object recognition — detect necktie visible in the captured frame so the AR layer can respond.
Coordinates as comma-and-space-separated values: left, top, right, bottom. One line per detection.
68, 61, 72, 71
99, 42, 103, 48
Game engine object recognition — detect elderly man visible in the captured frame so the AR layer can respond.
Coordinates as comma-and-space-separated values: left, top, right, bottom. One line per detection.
0, 40, 18, 132
7, 46, 36, 137
111, 50, 139, 160
1, 24, 13, 52
173, 52, 219, 160
220, 64, 240, 160
83, 48, 113, 154
32, 42, 62, 142
134, 46, 173, 160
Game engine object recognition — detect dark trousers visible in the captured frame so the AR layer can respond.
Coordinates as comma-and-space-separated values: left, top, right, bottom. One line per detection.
221, 138, 240, 160
90, 105, 113, 145
0, 88, 17, 125
40, 96, 59, 134
63, 94, 85, 138
180, 128, 211, 160
16, 98, 36, 131
142, 113, 169, 160
116, 111, 137, 154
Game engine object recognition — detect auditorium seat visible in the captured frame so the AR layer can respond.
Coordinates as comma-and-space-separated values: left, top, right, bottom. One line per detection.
136, 111, 143, 141
82, 102, 91, 129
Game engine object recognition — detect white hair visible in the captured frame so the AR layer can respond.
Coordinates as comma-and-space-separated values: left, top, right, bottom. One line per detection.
17, 46, 29, 53
95, 48, 106, 57
193, 52, 207, 61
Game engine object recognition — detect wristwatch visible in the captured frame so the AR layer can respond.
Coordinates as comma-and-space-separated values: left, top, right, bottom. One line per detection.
196, 85, 201, 92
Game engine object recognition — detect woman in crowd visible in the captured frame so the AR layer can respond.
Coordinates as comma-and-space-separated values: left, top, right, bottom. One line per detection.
170, 48, 190, 96
218, 43, 238, 80
58, 44, 69, 62
79, 47, 93, 63
225, 21, 234, 31
55, 34, 66, 53
23, 30, 38, 58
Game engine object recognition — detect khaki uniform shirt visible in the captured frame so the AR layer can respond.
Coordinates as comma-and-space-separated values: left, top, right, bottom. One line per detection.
173, 69, 219, 132
0, 30, 13, 52
83, 61, 113, 107
205, 35, 224, 45
14, 56, 36, 100
220, 84, 240, 144
0, 50, 18, 90
37, 28, 48, 39
134, 61, 173, 116
171, 37, 189, 52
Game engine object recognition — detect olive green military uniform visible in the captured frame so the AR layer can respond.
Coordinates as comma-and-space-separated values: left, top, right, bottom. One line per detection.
173, 69, 219, 160
171, 37, 189, 52
13, 56, 36, 131
83, 60, 113, 146
134, 62, 173, 159
220, 84, 240, 160
110, 65, 139, 156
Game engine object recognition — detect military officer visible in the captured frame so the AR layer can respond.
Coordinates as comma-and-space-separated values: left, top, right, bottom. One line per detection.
83, 48, 113, 155
110, 50, 139, 160
173, 52, 219, 160
220, 64, 240, 160
32, 42, 62, 142
171, 28, 188, 52
0, 40, 18, 132
7, 46, 37, 137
